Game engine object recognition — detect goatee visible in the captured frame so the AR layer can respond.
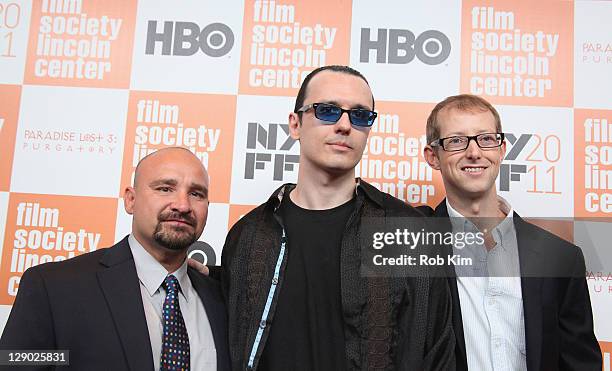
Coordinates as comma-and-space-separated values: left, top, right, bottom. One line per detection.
153, 211, 198, 250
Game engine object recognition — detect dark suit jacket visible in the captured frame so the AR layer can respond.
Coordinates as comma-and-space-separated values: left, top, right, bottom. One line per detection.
419, 201, 601, 371
0, 236, 230, 371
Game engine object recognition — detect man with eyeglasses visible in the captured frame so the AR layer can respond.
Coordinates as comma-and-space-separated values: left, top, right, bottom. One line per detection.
421, 94, 600, 371
220, 65, 455, 370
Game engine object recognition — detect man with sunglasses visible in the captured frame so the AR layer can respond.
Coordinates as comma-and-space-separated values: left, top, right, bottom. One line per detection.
422, 94, 600, 370
220, 65, 455, 370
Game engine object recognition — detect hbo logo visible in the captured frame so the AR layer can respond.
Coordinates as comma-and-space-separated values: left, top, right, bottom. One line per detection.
187, 241, 217, 266
360, 28, 451, 65
145, 21, 234, 57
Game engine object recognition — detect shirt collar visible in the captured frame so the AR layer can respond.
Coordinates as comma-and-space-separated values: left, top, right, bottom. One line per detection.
446, 196, 515, 249
266, 178, 383, 212
446, 199, 474, 234
493, 196, 514, 248
128, 234, 192, 302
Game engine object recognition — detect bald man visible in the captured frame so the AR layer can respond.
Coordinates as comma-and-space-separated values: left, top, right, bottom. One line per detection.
0, 147, 230, 371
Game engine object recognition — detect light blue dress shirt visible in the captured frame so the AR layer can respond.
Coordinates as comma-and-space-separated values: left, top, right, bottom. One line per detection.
447, 198, 527, 371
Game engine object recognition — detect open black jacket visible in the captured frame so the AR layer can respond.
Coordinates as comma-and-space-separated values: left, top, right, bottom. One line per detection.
419, 201, 601, 371
221, 180, 455, 370
0, 237, 230, 371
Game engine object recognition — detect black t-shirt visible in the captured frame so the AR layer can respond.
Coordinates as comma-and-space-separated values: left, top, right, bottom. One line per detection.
258, 193, 356, 371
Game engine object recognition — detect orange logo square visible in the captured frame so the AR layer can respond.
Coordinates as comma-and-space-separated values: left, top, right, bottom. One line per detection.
601, 341, 611, 371
0, 193, 117, 304
23, 0, 137, 88
460, 0, 573, 106
574, 109, 611, 217
228, 204, 257, 230
358, 101, 444, 207
0, 84, 20, 191
120, 91, 236, 203
238, 0, 351, 96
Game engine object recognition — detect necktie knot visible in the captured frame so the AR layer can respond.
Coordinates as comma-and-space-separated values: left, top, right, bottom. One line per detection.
163, 274, 180, 294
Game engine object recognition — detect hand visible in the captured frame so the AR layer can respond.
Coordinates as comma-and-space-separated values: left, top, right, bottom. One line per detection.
188, 258, 209, 276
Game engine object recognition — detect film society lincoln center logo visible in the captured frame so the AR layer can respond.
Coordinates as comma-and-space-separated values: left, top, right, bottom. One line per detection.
460, 0, 572, 106
24, 0, 137, 88
574, 109, 611, 217
120, 91, 236, 203
358, 101, 444, 206
239, 0, 351, 96
601, 342, 611, 371
0, 84, 20, 192
0, 194, 117, 304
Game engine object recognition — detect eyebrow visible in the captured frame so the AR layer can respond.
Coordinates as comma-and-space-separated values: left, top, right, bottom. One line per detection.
149, 179, 178, 188
443, 130, 496, 137
149, 179, 209, 197
190, 183, 209, 198
318, 100, 371, 110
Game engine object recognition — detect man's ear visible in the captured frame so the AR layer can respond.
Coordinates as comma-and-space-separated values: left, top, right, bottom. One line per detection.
123, 186, 136, 215
288, 112, 301, 140
499, 139, 507, 162
423, 145, 441, 170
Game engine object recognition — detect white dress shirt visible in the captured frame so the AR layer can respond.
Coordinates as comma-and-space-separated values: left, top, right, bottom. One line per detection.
128, 235, 216, 370
447, 198, 527, 371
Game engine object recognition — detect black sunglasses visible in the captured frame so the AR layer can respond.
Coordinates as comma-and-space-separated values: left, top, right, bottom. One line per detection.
295, 103, 377, 127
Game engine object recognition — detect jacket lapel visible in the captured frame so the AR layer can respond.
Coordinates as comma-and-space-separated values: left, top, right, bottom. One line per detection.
97, 237, 154, 371
514, 214, 543, 371
433, 201, 468, 371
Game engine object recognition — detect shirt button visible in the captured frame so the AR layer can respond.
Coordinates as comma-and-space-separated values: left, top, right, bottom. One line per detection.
260, 320, 267, 329
272, 278, 278, 285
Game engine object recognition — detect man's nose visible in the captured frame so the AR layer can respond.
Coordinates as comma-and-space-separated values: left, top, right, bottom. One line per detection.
170, 191, 192, 212
464, 138, 483, 159
334, 111, 352, 133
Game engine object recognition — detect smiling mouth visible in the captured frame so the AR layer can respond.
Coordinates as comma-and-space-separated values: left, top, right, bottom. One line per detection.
462, 166, 486, 173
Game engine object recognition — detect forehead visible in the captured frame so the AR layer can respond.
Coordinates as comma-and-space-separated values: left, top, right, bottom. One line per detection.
304, 71, 373, 109
137, 150, 208, 186
438, 108, 496, 136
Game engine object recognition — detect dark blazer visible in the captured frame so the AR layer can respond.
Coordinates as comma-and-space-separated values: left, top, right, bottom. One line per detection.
419, 201, 601, 371
0, 236, 230, 371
